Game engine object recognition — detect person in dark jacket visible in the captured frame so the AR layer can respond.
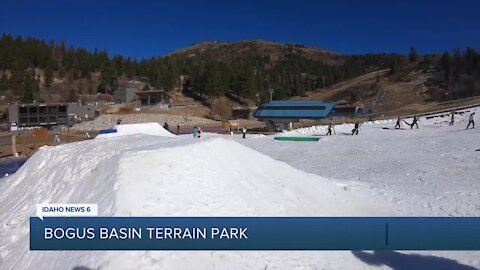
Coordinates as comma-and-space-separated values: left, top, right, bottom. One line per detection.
394, 117, 401, 129
351, 122, 360, 135
163, 122, 169, 131
466, 112, 475, 129
176, 125, 180, 135
411, 115, 419, 129
449, 110, 455, 126
326, 123, 333, 136
404, 115, 419, 129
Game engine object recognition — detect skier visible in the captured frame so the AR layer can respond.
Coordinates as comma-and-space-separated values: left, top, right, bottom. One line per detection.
351, 122, 360, 135
466, 112, 475, 129
163, 122, 169, 131
326, 123, 333, 136
449, 110, 455, 126
192, 126, 198, 138
394, 117, 401, 129
198, 126, 203, 138
404, 115, 419, 129
242, 126, 247, 139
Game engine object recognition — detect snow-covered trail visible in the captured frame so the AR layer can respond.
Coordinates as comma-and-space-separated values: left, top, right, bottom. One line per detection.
0, 135, 189, 269
0, 108, 479, 270
238, 107, 480, 217
99, 137, 390, 270
0, 133, 386, 270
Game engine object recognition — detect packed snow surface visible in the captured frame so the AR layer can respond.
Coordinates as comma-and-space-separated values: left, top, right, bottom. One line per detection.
0, 107, 479, 269
95, 122, 177, 138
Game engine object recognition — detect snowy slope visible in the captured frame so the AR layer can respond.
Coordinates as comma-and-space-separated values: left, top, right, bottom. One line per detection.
0, 135, 385, 270
0, 107, 479, 269
95, 122, 177, 139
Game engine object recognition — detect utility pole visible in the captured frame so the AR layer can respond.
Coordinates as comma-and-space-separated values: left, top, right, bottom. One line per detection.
268, 88, 275, 102
11, 132, 18, 157
67, 113, 70, 143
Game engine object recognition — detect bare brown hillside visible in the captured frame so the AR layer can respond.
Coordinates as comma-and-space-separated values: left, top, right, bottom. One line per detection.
169, 40, 342, 66
294, 67, 449, 113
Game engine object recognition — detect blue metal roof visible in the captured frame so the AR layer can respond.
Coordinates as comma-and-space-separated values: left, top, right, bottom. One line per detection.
253, 100, 335, 120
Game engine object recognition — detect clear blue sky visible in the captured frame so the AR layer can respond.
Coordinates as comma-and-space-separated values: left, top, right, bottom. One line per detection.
1, 0, 479, 59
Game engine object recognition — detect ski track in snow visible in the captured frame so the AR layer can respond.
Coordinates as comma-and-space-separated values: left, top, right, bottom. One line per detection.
0, 108, 479, 269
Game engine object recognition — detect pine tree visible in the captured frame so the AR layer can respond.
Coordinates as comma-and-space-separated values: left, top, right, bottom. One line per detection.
44, 63, 54, 88
67, 89, 77, 102
441, 52, 452, 82
98, 62, 117, 94
0, 74, 9, 90
21, 70, 37, 102
409, 46, 418, 62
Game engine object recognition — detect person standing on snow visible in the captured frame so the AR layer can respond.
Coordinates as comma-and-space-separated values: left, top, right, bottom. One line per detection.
351, 122, 360, 135
466, 112, 475, 129
405, 115, 419, 129
242, 126, 247, 139
411, 115, 419, 129
163, 122, 169, 131
192, 126, 198, 138
395, 117, 401, 129
54, 133, 61, 143
176, 125, 180, 135
326, 123, 333, 136
449, 110, 455, 126
198, 127, 203, 138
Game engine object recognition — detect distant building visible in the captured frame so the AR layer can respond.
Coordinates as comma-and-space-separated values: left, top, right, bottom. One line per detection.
254, 100, 335, 120
68, 103, 96, 120
253, 100, 336, 130
232, 107, 257, 119
114, 87, 137, 104
79, 94, 115, 106
9, 103, 96, 127
136, 90, 172, 106
114, 87, 172, 107
253, 100, 365, 130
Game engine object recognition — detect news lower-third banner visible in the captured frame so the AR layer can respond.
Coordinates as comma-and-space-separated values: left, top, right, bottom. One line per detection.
30, 217, 480, 250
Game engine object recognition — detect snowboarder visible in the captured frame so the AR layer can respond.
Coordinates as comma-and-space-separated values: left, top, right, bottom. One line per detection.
449, 110, 455, 126
242, 126, 247, 139
404, 115, 419, 129
351, 122, 360, 135
192, 127, 198, 138
394, 117, 401, 129
326, 123, 333, 136
163, 122, 169, 131
116, 119, 122, 125
466, 112, 475, 129
198, 127, 203, 138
